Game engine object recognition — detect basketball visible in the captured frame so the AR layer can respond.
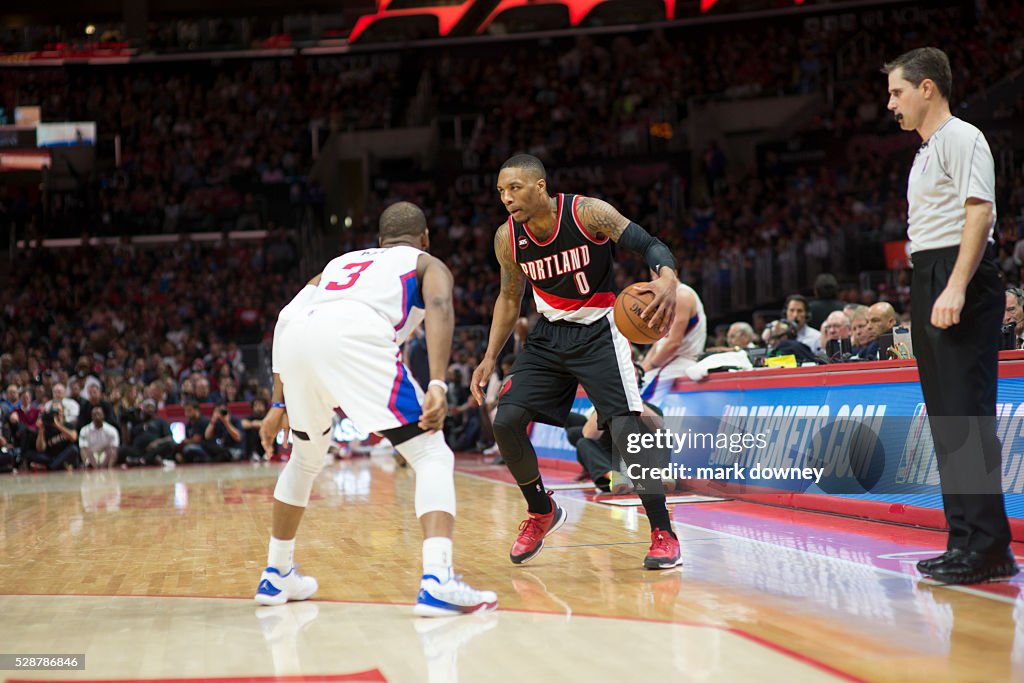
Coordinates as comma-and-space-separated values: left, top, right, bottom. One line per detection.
614, 282, 666, 344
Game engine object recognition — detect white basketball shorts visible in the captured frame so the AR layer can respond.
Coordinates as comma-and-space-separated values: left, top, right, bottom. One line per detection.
277, 300, 424, 435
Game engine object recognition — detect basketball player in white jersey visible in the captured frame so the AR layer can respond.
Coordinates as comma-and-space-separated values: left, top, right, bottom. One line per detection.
639, 279, 707, 406
255, 201, 497, 616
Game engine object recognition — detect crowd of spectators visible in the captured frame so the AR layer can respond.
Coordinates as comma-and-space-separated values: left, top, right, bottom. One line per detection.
3, 2, 1024, 467
817, 2, 1024, 138
426, 19, 851, 174
0, 3, 921, 238
0, 53, 404, 236
0, 10, 375, 56
0, 235, 305, 471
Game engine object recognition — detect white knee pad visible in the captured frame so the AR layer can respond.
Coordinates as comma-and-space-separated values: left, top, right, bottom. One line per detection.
273, 428, 330, 507
396, 430, 456, 518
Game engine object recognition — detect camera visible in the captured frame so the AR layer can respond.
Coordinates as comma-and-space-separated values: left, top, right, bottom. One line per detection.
41, 410, 58, 426
1002, 322, 1018, 351
219, 408, 229, 417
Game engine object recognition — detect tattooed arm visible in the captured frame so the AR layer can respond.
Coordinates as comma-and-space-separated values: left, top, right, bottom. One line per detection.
575, 196, 679, 334
471, 222, 527, 403
574, 196, 631, 242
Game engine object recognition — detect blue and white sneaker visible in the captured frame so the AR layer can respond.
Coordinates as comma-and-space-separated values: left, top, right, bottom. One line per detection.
254, 566, 319, 606
414, 574, 497, 617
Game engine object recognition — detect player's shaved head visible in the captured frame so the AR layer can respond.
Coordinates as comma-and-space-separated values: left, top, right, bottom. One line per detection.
500, 154, 546, 181
379, 201, 428, 241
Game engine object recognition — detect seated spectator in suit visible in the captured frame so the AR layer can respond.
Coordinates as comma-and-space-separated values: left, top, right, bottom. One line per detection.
764, 319, 819, 364
820, 310, 854, 362
784, 294, 821, 353
861, 302, 898, 361
847, 306, 872, 355
79, 406, 120, 468
1004, 287, 1024, 348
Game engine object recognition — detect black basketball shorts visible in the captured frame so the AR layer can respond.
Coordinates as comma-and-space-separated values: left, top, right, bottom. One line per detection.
497, 314, 643, 429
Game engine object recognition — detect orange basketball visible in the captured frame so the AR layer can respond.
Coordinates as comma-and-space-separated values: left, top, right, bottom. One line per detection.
614, 282, 666, 344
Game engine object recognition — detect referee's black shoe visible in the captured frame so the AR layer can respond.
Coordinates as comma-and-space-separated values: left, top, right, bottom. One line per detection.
928, 548, 1019, 585
916, 548, 965, 575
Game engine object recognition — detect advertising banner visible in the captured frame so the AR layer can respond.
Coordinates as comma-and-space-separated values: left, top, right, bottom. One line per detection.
531, 372, 1024, 517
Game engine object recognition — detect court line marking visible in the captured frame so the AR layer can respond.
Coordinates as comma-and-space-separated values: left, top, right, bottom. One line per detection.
455, 469, 1021, 606
0, 593, 867, 683
0, 673, 389, 683
545, 537, 720, 549
0, 465, 996, 682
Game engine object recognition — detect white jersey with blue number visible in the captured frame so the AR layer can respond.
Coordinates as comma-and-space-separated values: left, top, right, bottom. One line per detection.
312, 245, 426, 344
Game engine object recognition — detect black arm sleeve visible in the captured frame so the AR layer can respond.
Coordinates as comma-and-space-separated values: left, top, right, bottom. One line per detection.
617, 222, 677, 274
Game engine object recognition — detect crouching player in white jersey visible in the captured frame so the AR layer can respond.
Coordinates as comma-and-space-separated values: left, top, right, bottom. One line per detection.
255, 201, 497, 617
639, 280, 707, 407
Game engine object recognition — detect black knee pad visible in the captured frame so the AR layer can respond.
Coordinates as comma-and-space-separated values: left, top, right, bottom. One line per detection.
492, 403, 539, 482
492, 404, 532, 444
565, 426, 584, 447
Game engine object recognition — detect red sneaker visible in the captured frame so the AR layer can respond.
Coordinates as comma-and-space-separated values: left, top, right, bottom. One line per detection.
510, 494, 567, 564
644, 529, 683, 570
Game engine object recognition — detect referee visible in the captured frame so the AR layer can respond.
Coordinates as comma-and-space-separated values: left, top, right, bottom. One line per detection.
884, 47, 1016, 584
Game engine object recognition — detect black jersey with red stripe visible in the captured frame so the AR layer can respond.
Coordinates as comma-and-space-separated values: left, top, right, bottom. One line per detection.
510, 193, 616, 324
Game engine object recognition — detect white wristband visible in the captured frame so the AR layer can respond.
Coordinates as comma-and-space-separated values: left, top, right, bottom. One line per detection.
428, 379, 448, 392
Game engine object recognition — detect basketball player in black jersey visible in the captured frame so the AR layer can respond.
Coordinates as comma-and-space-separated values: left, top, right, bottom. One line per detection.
470, 154, 684, 569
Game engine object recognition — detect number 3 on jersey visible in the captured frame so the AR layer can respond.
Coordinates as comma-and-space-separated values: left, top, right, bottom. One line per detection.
326, 261, 374, 290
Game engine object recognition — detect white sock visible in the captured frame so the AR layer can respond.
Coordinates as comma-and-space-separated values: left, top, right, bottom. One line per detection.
268, 537, 295, 572
422, 537, 453, 583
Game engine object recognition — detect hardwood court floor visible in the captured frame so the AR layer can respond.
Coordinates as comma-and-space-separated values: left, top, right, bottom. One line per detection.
2, 455, 1023, 683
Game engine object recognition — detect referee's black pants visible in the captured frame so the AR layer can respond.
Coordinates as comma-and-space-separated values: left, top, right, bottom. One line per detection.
911, 246, 1011, 554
